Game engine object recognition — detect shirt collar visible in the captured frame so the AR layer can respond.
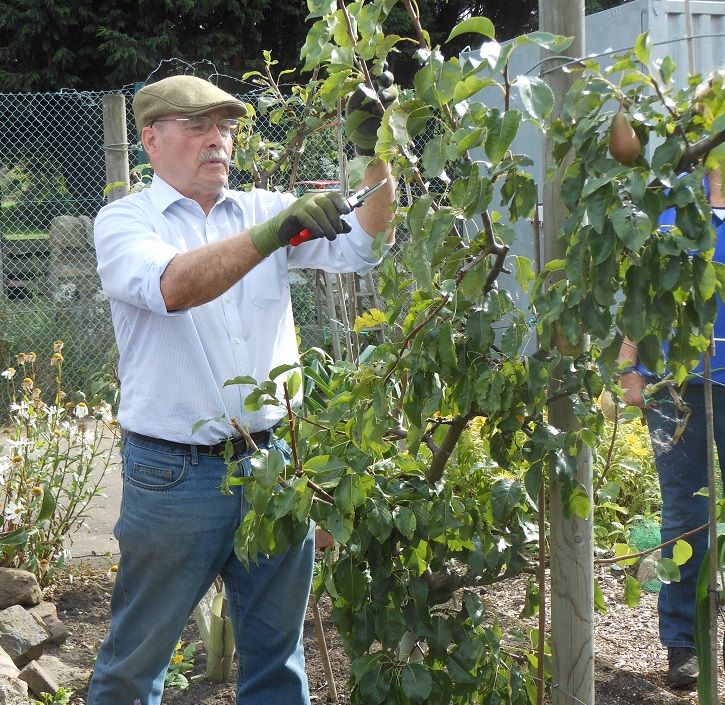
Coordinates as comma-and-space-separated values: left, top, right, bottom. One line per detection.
148, 174, 231, 213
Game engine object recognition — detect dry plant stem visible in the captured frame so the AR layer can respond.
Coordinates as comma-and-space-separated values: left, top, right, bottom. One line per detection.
287, 66, 321, 190
282, 381, 302, 475
594, 405, 620, 493
650, 76, 690, 148
425, 413, 475, 483
674, 130, 725, 173
311, 597, 338, 702
336, 0, 381, 113
595, 521, 709, 565
536, 475, 546, 705
401, 0, 427, 49
230, 417, 335, 505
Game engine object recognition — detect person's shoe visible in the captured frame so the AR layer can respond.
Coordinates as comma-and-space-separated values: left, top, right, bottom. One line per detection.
667, 647, 698, 689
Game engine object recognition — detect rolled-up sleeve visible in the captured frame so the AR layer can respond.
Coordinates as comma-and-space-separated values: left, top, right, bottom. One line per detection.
287, 209, 394, 273
94, 198, 182, 316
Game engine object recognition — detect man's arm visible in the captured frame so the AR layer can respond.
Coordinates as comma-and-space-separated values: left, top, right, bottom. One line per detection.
356, 158, 395, 244
617, 337, 648, 408
160, 231, 263, 312
160, 190, 354, 311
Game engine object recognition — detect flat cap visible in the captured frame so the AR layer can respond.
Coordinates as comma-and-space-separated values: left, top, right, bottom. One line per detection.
133, 75, 247, 133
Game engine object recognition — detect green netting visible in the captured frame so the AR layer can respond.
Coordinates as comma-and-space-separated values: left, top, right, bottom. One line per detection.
628, 517, 662, 593
628, 518, 725, 593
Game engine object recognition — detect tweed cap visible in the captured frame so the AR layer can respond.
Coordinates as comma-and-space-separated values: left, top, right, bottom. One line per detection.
133, 75, 246, 133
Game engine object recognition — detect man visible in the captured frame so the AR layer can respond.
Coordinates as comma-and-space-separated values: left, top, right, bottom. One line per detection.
87, 74, 395, 705
619, 167, 725, 689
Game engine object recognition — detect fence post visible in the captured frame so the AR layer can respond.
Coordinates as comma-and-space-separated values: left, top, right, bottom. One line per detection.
102, 94, 130, 203
539, 1, 594, 704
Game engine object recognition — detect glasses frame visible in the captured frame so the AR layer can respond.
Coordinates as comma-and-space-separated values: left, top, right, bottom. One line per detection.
151, 116, 240, 138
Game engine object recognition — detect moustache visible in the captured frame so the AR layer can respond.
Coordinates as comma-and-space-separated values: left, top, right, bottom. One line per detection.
200, 151, 230, 166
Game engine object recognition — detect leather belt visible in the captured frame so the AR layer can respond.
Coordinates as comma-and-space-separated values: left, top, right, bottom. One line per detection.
124, 429, 274, 457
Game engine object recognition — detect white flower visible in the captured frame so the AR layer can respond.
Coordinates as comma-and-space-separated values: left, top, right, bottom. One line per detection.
95, 401, 114, 424
74, 402, 89, 419
3, 499, 25, 521
1, 367, 16, 379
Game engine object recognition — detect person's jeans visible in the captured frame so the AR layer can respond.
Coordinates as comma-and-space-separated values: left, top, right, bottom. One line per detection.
86, 433, 314, 705
645, 385, 725, 648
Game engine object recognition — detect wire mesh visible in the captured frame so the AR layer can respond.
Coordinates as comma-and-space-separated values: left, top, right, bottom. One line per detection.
0, 87, 398, 403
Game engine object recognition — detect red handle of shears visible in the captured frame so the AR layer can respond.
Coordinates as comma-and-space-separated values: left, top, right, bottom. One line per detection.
290, 228, 312, 247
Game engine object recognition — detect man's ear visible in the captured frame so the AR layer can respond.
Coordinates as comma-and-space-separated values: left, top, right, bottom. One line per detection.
140, 125, 159, 157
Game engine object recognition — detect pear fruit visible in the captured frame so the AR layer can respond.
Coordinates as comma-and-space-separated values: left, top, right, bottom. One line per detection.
598, 389, 618, 422
608, 111, 641, 164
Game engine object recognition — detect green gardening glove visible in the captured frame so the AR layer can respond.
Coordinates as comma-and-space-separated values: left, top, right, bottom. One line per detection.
345, 65, 398, 155
249, 191, 352, 257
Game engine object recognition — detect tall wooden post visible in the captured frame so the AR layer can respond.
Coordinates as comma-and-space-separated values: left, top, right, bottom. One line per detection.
539, 2, 593, 704
102, 94, 130, 203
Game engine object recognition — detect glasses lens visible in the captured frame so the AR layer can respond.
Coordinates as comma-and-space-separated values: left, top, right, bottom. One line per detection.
219, 119, 239, 136
185, 116, 238, 136
186, 116, 211, 133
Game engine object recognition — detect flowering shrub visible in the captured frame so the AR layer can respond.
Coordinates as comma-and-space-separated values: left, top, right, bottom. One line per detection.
0, 341, 119, 585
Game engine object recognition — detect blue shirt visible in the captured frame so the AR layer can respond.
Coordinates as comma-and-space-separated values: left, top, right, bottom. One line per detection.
94, 175, 391, 443
638, 178, 725, 385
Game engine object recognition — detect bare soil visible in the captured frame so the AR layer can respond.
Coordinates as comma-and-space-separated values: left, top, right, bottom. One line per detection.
44, 565, 716, 705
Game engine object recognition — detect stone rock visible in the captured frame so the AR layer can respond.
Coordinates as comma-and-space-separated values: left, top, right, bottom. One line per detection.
19, 659, 60, 698
36, 654, 89, 690
28, 603, 69, 646
0, 646, 19, 679
49, 214, 94, 250
0, 569, 42, 610
0, 675, 28, 705
0, 605, 48, 667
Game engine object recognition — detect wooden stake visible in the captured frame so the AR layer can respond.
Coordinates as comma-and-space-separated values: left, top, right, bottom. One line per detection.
311, 595, 338, 702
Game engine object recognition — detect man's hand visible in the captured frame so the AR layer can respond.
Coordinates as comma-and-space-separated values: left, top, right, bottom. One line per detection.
345, 66, 398, 155
249, 191, 352, 257
620, 370, 649, 408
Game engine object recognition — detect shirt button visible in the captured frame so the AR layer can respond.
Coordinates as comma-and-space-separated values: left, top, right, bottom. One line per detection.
233, 337, 241, 344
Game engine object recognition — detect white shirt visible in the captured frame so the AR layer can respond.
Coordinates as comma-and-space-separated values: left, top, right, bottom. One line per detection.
94, 175, 390, 443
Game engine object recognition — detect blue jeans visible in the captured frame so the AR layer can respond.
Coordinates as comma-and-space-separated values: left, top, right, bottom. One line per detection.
645, 385, 725, 648
86, 433, 314, 705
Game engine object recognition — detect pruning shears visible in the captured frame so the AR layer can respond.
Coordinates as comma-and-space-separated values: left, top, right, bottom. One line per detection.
289, 178, 388, 246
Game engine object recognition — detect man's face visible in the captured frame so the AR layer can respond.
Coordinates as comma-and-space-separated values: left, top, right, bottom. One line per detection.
141, 108, 235, 205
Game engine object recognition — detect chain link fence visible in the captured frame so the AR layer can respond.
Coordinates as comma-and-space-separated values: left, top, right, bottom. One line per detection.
0, 87, 399, 405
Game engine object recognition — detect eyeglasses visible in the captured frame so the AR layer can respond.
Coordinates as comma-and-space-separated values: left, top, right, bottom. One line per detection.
152, 116, 239, 137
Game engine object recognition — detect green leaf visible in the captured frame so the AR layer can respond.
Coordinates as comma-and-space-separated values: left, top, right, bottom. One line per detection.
568, 486, 590, 519
0, 528, 29, 546
514, 31, 573, 52
453, 76, 496, 104
399, 662, 433, 702
613, 543, 637, 567
335, 556, 368, 606
367, 499, 393, 542
594, 579, 607, 613
223, 375, 258, 387
269, 363, 298, 380
672, 539, 693, 566
516, 75, 554, 122
250, 449, 284, 490
357, 655, 393, 704
286, 370, 301, 400
36, 487, 56, 523
656, 556, 681, 584
422, 134, 448, 178
354, 308, 387, 333
484, 109, 521, 166
513, 255, 535, 289
393, 505, 417, 538
490, 478, 522, 524
446, 16, 495, 43
335, 473, 375, 513
633, 31, 651, 66
623, 574, 641, 607
328, 506, 354, 544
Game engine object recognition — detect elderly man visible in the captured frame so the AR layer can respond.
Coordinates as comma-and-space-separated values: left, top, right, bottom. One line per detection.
87, 74, 395, 705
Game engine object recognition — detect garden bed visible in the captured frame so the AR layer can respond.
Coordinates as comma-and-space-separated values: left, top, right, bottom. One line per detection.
41, 565, 714, 705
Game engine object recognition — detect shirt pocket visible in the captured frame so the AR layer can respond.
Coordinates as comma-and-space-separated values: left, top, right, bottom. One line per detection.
245, 253, 288, 309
